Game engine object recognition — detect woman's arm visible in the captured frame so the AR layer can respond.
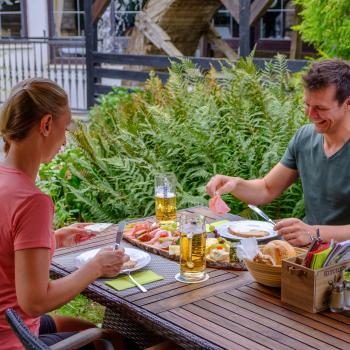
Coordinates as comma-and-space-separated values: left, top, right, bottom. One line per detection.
15, 247, 127, 317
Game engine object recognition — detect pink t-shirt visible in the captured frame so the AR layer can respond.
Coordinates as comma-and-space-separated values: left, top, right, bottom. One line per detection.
0, 165, 55, 349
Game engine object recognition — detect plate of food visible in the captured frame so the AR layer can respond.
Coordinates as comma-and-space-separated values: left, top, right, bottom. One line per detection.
75, 247, 151, 273
215, 220, 278, 241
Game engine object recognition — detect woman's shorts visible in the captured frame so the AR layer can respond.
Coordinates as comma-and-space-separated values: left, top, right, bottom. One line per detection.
39, 314, 94, 349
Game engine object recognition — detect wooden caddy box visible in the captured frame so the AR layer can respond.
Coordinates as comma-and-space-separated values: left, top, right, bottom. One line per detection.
281, 255, 350, 313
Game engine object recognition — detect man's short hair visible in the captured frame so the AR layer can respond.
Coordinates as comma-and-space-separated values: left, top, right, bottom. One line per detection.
303, 59, 350, 104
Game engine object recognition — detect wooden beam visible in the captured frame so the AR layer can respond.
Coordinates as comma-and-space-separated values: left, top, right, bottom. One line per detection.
221, 0, 272, 26
135, 12, 183, 56
220, 0, 240, 23
239, 0, 250, 57
92, 0, 111, 24
204, 24, 237, 60
290, 4, 302, 59
250, 0, 273, 26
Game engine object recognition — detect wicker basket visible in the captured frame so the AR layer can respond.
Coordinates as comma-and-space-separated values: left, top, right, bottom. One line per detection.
245, 247, 306, 288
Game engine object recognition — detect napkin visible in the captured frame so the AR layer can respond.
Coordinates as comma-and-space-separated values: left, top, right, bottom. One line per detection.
236, 237, 259, 261
105, 270, 164, 291
206, 220, 229, 232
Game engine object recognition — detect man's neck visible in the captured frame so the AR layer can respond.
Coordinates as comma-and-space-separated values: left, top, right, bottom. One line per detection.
323, 121, 350, 157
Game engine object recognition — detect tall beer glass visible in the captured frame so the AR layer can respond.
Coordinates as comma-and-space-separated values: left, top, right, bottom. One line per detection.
155, 173, 176, 225
175, 213, 208, 283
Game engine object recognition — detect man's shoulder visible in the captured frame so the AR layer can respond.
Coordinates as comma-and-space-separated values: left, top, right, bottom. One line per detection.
293, 124, 317, 143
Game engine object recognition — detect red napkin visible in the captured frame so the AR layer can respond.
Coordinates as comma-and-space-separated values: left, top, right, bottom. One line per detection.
209, 195, 230, 214
304, 241, 330, 268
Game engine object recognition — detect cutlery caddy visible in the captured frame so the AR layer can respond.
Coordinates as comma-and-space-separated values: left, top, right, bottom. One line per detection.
281, 254, 350, 313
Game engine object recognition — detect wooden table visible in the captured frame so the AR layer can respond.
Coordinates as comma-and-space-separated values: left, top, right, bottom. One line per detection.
50, 207, 350, 350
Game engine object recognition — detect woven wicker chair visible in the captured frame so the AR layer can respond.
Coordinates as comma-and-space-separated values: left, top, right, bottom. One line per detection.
5, 308, 114, 350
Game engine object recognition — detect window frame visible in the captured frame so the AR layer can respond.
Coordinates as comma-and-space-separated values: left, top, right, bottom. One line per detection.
0, 0, 27, 38
47, 0, 84, 39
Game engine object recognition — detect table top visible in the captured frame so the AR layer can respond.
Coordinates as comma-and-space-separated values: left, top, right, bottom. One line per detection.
50, 207, 350, 350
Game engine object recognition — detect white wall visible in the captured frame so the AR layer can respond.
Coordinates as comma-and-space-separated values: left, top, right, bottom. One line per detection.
26, 0, 48, 37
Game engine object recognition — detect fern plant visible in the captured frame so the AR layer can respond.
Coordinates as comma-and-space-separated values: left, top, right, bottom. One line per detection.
38, 56, 308, 227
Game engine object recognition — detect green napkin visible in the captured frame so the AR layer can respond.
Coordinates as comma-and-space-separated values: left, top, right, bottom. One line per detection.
311, 246, 333, 270
206, 220, 229, 232
105, 270, 164, 291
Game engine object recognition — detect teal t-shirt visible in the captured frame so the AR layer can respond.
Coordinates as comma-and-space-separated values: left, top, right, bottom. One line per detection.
281, 124, 350, 225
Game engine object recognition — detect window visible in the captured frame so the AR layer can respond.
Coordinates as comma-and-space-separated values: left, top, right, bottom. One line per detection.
49, 0, 84, 37
259, 0, 295, 39
212, 5, 239, 38
0, 0, 26, 37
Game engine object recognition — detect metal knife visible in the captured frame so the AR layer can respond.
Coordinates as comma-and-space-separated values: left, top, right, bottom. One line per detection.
248, 204, 276, 226
114, 220, 126, 250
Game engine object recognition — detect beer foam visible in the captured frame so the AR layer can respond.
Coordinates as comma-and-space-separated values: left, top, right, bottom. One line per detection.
155, 187, 175, 198
181, 223, 203, 235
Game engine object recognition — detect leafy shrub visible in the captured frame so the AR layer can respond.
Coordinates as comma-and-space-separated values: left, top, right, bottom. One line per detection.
38, 56, 308, 225
294, 0, 350, 59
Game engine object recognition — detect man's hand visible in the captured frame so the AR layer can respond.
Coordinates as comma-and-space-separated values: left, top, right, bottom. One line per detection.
206, 175, 240, 197
55, 223, 96, 248
274, 218, 315, 247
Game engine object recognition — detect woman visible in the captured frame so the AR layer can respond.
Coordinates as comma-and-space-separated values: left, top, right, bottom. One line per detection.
0, 78, 129, 349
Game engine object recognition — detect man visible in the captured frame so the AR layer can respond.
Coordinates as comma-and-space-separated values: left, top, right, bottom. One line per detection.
206, 59, 350, 246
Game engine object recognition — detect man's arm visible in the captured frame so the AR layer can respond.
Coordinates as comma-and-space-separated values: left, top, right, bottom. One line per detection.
206, 162, 299, 205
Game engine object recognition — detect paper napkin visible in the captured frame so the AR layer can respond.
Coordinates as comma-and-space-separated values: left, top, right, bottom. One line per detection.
105, 270, 164, 291
206, 220, 229, 232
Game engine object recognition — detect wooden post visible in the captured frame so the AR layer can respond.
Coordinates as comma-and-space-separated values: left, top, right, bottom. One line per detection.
239, 0, 250, 58
290, 4, 302, 59
85, 0, 95, 108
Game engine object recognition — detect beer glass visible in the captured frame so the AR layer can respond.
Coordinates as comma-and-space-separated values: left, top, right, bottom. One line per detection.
155, 173, 177, 225
175, 213, 209, 283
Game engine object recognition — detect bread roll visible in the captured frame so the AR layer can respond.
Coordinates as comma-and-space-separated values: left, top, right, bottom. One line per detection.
261, 240, 296, 266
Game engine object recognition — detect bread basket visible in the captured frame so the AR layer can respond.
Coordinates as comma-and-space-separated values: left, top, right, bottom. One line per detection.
244, 247, 306, 288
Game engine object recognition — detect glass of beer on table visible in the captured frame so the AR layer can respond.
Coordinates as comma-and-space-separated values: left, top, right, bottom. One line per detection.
175, 213, 209, 283
155, 173, 177, 225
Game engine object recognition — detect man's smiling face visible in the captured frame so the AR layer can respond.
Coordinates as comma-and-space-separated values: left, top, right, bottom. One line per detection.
304, 85, 350, 134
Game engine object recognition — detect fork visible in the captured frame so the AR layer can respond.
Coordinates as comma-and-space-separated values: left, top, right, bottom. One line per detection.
126, 270, 147, 293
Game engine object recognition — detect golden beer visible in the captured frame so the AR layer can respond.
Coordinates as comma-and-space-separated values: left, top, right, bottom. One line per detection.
155, 173, 177, 225
175, 213, 209, 283
155, 193, 176, 224
180, 232, 206, 278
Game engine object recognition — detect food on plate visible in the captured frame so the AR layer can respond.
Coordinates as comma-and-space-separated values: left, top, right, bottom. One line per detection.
209, 195, 230, 214
169, 245, 180, 256
209, 248, 229, 261
261, 240, 296, 266
228, 227, 269, 238
229, 241, 240, 263
205, 238, 218, 253
122, 259, 137, 270
123, 220, 180, 250
206, 237, 231, 262
253, 251, 275, 266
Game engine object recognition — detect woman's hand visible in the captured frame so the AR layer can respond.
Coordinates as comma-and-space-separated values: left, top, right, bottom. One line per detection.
55, 223, 96, 248
90, 247, 129, 278
274, 218, 315, 246
206, 175, 239, 197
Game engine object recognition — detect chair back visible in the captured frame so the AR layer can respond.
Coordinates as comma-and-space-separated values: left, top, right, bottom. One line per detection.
5, 308, 50, 350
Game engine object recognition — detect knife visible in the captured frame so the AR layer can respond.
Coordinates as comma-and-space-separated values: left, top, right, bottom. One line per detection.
248, 204, 276, 227
114, 220, 126, 250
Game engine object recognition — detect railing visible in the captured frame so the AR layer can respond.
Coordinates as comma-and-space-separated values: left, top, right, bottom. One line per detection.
0, 36, 87, 112
86, 52, 309, 108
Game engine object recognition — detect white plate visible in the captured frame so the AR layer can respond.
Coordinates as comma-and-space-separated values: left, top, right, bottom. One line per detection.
75, 247, 151, 272
84, 223, 113, 233
215, 220, 277, 241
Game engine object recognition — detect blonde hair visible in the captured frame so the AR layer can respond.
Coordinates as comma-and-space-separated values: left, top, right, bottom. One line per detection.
0, 78, 68, 154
